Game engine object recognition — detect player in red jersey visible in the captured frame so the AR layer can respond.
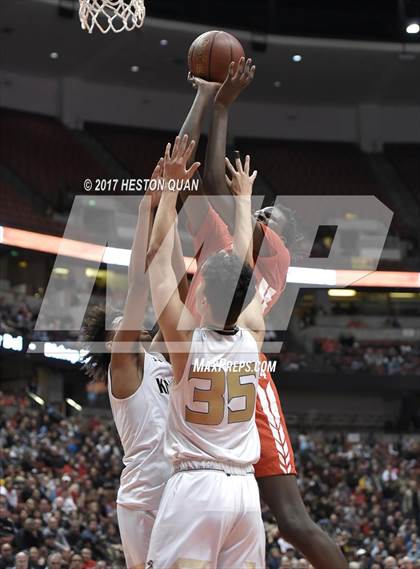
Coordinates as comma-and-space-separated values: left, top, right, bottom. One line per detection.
175, 59, 348, 569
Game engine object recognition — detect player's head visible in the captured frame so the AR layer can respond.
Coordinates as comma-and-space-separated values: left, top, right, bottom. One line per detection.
253, 204, 302, 251
197, 251, 255, 328
81, 306, 151, 382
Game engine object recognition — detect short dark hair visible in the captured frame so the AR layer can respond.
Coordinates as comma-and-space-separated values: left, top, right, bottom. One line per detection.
201, 251, 255, 327
273, 203, 304, 254
81, 306, 118, 382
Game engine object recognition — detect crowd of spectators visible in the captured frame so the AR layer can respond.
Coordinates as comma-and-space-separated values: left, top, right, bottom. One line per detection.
0, 300, 35, 337
2, 295, 420, 378
0, 295, 86, 343
265, 432, 420, 568
279, 342, 420, 376
0, 394, 124, 569
0, 394, 418, 568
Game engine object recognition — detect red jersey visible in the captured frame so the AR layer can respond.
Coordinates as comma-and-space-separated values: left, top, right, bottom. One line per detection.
185, 207, 290, 319
184, 206, 296, 479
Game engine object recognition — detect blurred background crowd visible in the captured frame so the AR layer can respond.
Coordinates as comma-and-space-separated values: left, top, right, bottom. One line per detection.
2, 1, 420, 567
0, 394, 418, 569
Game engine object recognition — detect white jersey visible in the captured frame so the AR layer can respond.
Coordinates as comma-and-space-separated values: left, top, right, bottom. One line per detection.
165, 327, 261, 467
108, 351, 172, 510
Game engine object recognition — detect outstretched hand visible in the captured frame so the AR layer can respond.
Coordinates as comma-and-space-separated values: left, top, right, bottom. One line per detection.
162, 134, 201, 187
225, 154, 257, 196
215, 57, 256, 108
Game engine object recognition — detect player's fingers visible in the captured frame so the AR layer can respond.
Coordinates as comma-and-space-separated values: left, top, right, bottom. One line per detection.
172, 136, 182, 160
164, 142, 171, 161
186, 161, 201, 179
225, 174, 232, 188
233, 150, 243, 172
179, 134, 189, 157
185, 139, 197, 161
228, 61, 236, 79
231, 59, 240, 80
238, 57, 246, 75
172, 136, 182, 158
151, 157, 163, 179
244, 58, 252, 75
187, 72, 197, 89
225, 156, 236, 175
244, 155, 251, 175
152, 158, 162, 174
234, 151, 244, 173
250, 65, 256, 79
173, 137, 182, 158
250, 170, 258, 183
233, 150, 243, 173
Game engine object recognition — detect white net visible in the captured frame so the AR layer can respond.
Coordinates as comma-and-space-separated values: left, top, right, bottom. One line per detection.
79, 0, 145, 33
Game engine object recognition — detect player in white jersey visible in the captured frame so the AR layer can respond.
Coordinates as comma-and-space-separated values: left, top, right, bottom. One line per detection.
110, 349, 171, 569
146, 135, 265, 569
82, 161, 187, 569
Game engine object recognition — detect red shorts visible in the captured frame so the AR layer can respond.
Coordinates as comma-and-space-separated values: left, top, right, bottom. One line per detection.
254, 356, 297, 478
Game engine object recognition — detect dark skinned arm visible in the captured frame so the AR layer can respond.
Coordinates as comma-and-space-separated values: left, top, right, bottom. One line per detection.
176, 77, 220, 234
203, 58, 256, 233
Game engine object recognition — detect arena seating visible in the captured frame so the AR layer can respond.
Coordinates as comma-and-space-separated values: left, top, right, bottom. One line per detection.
0, 393, 418, 569
1, 112, 418, 260
386, 143, 420, 208
86, 122, 208, 178
236, 138, 386, 198
86, 122, 176, 178
279, 340, 420, 376
0, 181, 63, 235
0, 111, 108, 208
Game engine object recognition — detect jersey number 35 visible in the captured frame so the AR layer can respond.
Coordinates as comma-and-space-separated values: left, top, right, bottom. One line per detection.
185, 366, 257, 426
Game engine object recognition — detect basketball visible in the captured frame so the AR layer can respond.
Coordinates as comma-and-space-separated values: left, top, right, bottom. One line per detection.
188, 30, 246, 83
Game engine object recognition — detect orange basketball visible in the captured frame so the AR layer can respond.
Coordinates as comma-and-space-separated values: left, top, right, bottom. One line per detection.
188, 31, 246, 84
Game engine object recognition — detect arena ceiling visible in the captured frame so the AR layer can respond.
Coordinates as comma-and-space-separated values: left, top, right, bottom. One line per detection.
1, 0, 420, 105
149, 0, 420, 44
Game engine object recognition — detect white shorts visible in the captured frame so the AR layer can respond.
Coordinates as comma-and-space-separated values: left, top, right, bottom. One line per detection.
117, 505, 157, 569
147, 468, 265, 569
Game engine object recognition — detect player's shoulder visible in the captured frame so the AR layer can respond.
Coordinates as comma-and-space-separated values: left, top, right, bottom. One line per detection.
260, 223, 288, 253
143, 352, 173, 393
147, 351, 167, 362
146, 351, 171, 368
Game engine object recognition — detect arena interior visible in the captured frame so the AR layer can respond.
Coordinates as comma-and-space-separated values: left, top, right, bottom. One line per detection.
0, 1, 420, 568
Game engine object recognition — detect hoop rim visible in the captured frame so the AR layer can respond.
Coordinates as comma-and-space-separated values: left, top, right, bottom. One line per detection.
79, 0, 146, 34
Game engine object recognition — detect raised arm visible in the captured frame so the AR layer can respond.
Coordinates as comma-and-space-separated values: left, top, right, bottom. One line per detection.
110, 160, 163, 398
179, 75, 219, 166
203, 58, 256, 232
225, 153, 264, 344
225, 153, 258, 269
176, 78, 220, 234
148, 135, 200, 382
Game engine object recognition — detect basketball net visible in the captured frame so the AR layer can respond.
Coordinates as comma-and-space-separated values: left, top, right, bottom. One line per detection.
79, 0, 145, 33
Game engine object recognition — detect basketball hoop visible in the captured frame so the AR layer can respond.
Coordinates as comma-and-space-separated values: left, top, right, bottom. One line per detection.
79, 0, 145, 33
